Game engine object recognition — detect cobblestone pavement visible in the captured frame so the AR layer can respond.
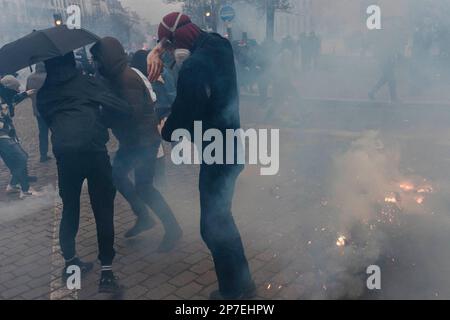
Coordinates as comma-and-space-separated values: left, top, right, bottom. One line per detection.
3, 97, 450, 300
1, 98, 313, 300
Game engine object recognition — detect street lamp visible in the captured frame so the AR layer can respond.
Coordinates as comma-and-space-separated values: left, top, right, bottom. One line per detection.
53, 13, 63, 26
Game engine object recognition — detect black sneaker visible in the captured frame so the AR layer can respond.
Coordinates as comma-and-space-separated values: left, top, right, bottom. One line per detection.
124, 215, 156, 238
99, 272, 123, 294
61, 258, 94, 282
209, 281, 257, 300
157, 225, 183, 253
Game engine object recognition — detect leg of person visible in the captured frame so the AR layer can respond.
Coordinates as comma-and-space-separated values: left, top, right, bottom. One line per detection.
37, 116, 50, 162
369, 73, 388, 100
0, 138, 30, 194
0, 138, 20, 193
86, 152, 121, 294
388, 72, 398, 102
15, 143, 39, 194
199, 164, 254, 299
154, 143, 167, 188
135, 144, 182, 252
56, 153, 93, 279
112, 147, 155, 238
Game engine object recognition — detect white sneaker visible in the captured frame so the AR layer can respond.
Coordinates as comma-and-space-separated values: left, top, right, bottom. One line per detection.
19, 188, 42, 199
6, 184, 21, 194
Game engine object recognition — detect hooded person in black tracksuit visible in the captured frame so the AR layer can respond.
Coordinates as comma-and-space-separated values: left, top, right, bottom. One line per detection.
149, 12, 255, 300
37, 52, 131, 294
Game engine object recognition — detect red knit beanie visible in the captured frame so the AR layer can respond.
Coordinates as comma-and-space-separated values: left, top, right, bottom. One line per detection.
158, 12, 201, 50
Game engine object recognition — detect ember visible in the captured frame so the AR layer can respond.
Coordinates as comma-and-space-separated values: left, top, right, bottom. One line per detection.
384, 195, 398, 204
399, 182, 415, 192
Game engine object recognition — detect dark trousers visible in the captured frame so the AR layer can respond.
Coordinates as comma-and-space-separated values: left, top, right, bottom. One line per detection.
199, 163, 253, 297
0, 137, 29, 191
370, 68, 397, 101
56, 152, 116, 266
36, 116, 49, 158
112, 143, 179, 230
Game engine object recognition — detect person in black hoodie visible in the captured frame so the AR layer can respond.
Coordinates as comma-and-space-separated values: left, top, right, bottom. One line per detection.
37, 52, 131, 294
90, 37, 182, 252
148, 12, 255, 300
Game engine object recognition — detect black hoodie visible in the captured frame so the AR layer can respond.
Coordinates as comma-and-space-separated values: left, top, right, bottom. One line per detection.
90, 37, 160, 149
37, 52, 132, 156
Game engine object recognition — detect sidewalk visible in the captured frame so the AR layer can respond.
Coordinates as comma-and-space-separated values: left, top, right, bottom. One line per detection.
3, 97, 450, 300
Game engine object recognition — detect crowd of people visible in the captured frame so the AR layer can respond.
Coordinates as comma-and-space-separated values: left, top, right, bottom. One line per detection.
0, 12, 256, 299
232, 31, 321, 103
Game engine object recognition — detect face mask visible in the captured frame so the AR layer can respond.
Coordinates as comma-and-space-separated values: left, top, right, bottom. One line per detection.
174, 49, 191, 66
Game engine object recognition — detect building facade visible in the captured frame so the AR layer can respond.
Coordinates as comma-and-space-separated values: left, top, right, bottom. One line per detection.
0, 0, 116, 46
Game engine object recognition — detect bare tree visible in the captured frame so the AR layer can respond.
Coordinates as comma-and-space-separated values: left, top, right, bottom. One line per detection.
164, 0, 291, 40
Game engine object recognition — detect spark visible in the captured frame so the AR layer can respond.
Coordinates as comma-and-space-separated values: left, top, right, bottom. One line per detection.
384, 195, 397, 204
417, 186, 433, 194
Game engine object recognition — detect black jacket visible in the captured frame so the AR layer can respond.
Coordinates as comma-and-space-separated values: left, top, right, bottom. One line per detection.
0, 84, 28, 138
37, 54, 131, 156
0, 83, 28, 118
0, 103, 17, 139
161, 32, 241, 142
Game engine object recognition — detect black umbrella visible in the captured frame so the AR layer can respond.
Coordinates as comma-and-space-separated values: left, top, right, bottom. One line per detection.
0, 25, 100, 75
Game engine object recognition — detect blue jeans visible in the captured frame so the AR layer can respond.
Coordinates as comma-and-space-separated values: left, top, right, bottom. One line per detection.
112, 143, 179, 231
0, 137, 29, 191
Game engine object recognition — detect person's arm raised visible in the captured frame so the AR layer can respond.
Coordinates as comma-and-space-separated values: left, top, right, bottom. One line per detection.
147, 42, 165, 82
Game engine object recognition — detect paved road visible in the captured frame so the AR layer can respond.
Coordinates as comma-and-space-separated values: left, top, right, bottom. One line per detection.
2, 97, 450, 299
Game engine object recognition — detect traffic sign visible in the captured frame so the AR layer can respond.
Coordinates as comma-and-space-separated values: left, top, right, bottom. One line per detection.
220, 5, 235, 22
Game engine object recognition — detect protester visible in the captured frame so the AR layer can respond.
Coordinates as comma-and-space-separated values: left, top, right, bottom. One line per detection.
90, 37, 182, 252
148, 12, 255, 300
309, 31, 321, 70
1, 75, 28, 117
299, 32, 311, 71
0, 75, 38, 197
0, 102, 36, 198
26, 62, 51, 163
37, 52, 131, 294
369, 51, 399, 102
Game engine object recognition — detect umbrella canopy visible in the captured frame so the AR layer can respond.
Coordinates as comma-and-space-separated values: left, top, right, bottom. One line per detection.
0, 25, 99, 75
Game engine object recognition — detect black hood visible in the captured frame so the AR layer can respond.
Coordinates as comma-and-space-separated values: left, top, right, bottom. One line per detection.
90, 37, 128, 79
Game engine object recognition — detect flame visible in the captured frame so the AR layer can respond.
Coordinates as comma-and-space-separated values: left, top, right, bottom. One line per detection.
415, 195, 425, 204
399, 182, 415, 192
417, 186, 433, 194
